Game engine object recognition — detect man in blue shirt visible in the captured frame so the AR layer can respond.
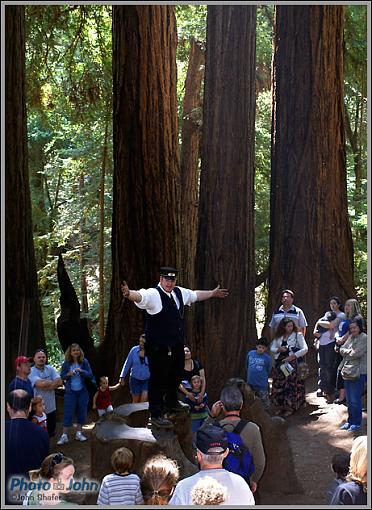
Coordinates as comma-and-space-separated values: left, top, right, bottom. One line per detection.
246, 337, 272, 409
8, 356, 34, 397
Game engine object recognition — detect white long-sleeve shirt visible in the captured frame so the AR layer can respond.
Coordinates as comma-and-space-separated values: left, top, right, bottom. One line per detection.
270, 332, 308, 360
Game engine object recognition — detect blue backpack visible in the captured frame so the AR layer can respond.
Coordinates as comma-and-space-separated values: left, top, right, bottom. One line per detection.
221, 420, 255, 481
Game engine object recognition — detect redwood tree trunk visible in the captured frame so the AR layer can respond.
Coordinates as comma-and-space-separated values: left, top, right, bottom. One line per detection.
195, 6, 257, 402
102, 6, 181, 380
5, 6, 45, 384
180, 37, 205, 287
267, 6, 355, 337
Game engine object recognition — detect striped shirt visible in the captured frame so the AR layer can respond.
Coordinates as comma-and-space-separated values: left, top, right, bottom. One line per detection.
97, 473, 143, 505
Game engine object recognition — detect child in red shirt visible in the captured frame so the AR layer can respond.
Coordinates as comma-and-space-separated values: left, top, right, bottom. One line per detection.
93, 376, 120, 417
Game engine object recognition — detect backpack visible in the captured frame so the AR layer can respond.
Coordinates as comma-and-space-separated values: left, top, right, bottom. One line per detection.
220, 419, 255, 481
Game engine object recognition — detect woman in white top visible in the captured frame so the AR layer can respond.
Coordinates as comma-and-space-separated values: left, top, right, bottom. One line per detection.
270, 317, 308, 417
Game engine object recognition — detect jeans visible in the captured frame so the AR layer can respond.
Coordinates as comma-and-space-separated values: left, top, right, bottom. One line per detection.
344, 374, 367, 426
63, 388, 89, 427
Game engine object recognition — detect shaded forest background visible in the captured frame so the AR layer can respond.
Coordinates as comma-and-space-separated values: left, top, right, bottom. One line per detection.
5, 5, 367, 401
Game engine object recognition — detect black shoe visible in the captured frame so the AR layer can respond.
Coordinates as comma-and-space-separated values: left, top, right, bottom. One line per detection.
165, 401, 190, 413
150, 416, 173, 428
333, 398, 347, 405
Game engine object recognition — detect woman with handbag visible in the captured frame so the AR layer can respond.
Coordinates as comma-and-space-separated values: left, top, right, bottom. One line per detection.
58, 343, 93, 445
270, 317, 308, 417
333, 298, 363, 405
339, 318, 367, 432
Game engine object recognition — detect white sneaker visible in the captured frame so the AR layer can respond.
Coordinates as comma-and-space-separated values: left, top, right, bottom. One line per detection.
57, 434, 69, 445
75, 431, 87, 442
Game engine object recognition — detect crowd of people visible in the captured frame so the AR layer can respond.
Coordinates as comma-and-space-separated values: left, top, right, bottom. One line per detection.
5, 267, 368, 506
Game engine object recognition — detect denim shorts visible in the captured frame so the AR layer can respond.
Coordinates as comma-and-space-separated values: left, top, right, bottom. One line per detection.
129, 376, 149, 396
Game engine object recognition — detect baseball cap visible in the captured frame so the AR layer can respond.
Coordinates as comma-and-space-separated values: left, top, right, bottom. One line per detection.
196, 425, 228, 454
15, 356, 33, 369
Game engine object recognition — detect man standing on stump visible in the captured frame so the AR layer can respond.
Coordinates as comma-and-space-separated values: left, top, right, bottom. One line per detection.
121, 267, 229, 427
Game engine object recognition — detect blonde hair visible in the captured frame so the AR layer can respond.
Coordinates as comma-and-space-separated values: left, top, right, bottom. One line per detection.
100, 376, 109, 384
347, 436, 367, 490
140, 454, 179, 505
111, 447, 134, 474
191, 375, 202, 384
345, 299, 362, 319
29, 453, 74, 481
64, 343, 84, 363
191, 476, 228, 505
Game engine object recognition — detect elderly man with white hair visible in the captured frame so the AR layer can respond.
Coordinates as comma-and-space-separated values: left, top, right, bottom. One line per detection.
169, 424, 255, 505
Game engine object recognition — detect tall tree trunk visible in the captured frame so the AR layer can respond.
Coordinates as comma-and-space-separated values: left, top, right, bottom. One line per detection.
195, 6, 257, 402
98, 113, 109, 344
180, 38, 205, 346
102, 6, 181, 380
78, 173, 92, 336
5, 6, 45, 384
180, 38, 205, 286
267, 6, 355, 338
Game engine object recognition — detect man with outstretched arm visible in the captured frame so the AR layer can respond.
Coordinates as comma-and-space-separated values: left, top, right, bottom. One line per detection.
121, 266, 228, 428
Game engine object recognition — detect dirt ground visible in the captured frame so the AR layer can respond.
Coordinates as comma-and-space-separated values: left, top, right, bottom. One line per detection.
50, 376, 368, 506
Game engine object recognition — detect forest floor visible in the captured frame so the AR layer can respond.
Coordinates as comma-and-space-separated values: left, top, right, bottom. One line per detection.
49, 376, 368, 507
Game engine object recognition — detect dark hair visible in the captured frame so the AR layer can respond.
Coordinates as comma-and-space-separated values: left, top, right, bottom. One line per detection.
281, 289, 294, 299
256, 337, 269, 348
330, 296, 343, 311
325, 311, 337, 322
7, 390, 31, 413
349, 317, 365, 334
275, 317, 298, 339
332, 452, 351, 479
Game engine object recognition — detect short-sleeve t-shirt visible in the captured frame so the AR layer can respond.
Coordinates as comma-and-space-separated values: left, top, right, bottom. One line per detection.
29, 365, 60, 414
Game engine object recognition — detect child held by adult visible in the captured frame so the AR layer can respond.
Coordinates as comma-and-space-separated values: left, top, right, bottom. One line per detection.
184, 375, 209, 434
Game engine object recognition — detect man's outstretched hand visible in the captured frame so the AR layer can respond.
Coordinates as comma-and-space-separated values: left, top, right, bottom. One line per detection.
212, 284, 229, 298
121, 280, 130, 298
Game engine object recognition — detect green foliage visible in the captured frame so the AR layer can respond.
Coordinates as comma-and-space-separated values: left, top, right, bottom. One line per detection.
26, 5, 113, 351
344, 5, 367, 318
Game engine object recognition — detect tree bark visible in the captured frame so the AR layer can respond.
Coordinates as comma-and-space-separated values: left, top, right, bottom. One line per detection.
195, 6, 257, 403
5, 6, 45, 384
103, 6, 181, 380
98, 112, 109, 344
267, 6, 355, 338
180, 38, 205, 287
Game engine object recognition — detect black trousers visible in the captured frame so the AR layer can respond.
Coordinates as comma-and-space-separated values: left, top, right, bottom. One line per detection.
47, 410, 56, 437
317, 341, 337, 394
145, 342, 184, 418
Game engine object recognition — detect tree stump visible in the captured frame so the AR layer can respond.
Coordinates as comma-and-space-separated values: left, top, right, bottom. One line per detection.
89, 402, 198, 504
233, 380, 303, 495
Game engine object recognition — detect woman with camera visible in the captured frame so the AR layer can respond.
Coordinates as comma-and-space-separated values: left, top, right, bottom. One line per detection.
270, 317, 308, 417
